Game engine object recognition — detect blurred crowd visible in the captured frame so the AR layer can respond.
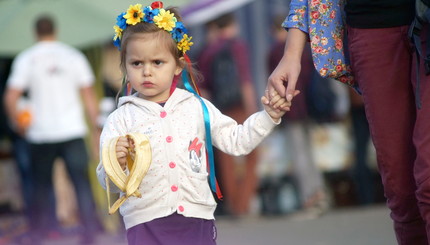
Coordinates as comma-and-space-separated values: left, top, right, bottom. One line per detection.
0, 1, 382, 244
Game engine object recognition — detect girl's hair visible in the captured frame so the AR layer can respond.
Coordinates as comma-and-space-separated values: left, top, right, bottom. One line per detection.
115, 7, 202, 103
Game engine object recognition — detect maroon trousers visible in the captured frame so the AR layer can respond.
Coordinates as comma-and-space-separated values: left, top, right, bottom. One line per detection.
348, 25, 430, 244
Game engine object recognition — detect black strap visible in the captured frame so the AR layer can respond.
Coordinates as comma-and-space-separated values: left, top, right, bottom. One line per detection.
409, 18, 430, 109
410, 0, 430, 109
425, 27, 430, 74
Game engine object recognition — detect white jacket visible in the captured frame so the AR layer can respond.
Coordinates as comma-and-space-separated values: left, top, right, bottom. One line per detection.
97, 88, 279, 229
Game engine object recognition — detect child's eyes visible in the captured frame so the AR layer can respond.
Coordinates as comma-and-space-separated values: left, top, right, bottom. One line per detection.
129, 60, 163, 66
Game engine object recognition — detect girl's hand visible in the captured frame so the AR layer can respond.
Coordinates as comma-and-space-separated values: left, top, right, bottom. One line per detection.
116, 136, 131, 171
262, 90, 292, 122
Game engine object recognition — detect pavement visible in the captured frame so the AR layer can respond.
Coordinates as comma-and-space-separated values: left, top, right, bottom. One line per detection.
0, 204, 396, 245
217, 204, 396, 245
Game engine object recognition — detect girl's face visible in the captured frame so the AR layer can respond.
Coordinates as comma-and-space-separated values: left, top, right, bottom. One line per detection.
125, 33, 182, 102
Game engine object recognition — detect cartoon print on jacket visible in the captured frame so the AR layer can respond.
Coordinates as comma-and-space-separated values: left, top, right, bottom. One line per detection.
188, 137, 203, 173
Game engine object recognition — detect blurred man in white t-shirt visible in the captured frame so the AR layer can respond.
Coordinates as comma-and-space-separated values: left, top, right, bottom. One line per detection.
4, 15, 99, 245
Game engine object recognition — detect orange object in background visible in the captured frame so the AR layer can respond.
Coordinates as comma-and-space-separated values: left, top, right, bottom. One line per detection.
16, 110, 32, 128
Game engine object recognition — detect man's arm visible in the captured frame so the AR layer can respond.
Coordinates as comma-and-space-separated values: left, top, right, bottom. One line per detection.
4, 88, 25, 135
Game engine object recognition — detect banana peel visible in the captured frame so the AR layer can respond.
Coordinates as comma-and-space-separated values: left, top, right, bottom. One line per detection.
101, 133, 152, 214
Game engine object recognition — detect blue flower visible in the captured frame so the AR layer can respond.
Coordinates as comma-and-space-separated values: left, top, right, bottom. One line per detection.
116, 12, 127, 29
113, 36, 121, 49
143, 7, 159, 23
171, 21, 187, 42
112, 3, 193, 52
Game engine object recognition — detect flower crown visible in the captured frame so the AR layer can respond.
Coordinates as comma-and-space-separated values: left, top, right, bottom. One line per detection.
113, 1, 193, 54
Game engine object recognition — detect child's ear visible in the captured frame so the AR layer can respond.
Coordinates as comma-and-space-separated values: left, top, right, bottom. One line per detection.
175, 57, 185, 76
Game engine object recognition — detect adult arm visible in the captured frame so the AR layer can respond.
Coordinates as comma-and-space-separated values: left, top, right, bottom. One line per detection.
267, 0, 310, 105
4, 88, 25, 135
4, 53, 30, 136
267, 28, 307, 103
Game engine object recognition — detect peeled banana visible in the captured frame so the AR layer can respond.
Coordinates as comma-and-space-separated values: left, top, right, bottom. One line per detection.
101, 133, 152, 214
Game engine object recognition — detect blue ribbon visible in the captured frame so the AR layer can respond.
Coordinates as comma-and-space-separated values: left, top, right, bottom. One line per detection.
181, 71, 217, 193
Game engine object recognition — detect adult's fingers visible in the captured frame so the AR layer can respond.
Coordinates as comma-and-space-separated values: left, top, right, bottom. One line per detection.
267, 74, 287, 99
285, 74, 299, 102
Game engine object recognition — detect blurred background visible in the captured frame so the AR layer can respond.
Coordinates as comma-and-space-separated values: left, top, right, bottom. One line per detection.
0, 0, 390, 244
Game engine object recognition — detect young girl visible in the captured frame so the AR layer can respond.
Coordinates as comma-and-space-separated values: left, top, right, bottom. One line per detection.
97, 2, 288, 244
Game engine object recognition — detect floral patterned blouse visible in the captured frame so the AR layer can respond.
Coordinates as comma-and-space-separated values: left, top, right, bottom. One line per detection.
283, 0, 356, 89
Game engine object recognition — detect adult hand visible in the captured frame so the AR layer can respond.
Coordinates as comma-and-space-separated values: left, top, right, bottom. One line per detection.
266, 28, 307, 109
267, 55, 301, 104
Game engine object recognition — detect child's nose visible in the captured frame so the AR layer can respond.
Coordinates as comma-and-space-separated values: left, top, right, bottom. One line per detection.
143, 64, 151, 76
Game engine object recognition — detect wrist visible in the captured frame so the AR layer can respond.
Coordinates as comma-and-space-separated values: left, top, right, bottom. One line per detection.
271, 116, 281, 124
283, 28, 306, 61
283, 48, 302, 63
263, 109, 282, 124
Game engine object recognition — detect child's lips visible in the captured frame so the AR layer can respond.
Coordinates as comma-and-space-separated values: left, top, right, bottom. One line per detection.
142, 81, 154, 87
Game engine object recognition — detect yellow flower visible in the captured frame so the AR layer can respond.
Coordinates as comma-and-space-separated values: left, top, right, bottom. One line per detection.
124, 4, 144, 25
113, 25, 123, 41
177, 34, 193, 54
153, 9, 176, 31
